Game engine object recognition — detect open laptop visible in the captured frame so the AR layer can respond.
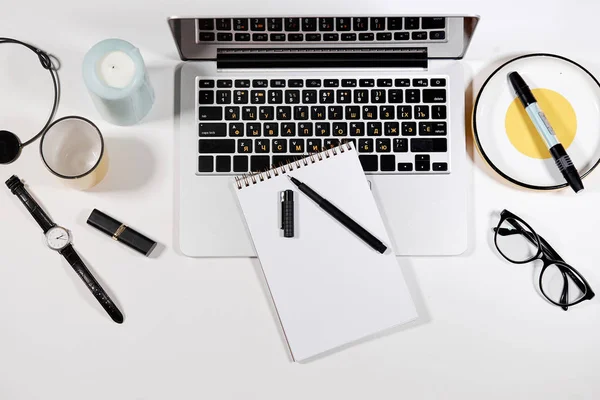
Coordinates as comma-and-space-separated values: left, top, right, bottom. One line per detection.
169, 15, 479, 257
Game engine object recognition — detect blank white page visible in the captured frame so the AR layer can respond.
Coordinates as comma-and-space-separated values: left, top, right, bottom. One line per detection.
235, 144, 417, 361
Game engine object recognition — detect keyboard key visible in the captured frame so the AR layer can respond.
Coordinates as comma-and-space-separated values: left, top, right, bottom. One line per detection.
353, 17, 368, 31
394, 32, 410, 40
416, 159, 430, 171
199, 32, 215, 41
389, 90, 403, 103
198, 107, 222, 120
199, 139, 235, 153
215, 155, 231, 172
268, 90, 283, 104
285, 18, 300, 31
199, 123, 226, 137
217, 80, 233, 88
388, 17, 403, 30
242, 106, 257, 120
217, 33, 233, 41
302, 18, 318, 31
290, 139, 305, 153
423, 89, 446, 103
229, 123, 244, 136
411, 138, 447, 152
277, 106, 291, 120
288, 34, 304, 41
281, 123, 295, 136
380, 106, 394, 119
235, 33, 251, 41
199, 80, 215, 88
368, 122, 383, 136
198, 156, 213, 172
298, 122, 313, 136
385, 122, 399, 136
198, 19, 214, 30
359, 155, 378, 171
359, 79, 375, 87
271, 80, 286, 88
432, 105, 447, 119
225, 106, 240, 120
324, 33, 339, 41
336, 18, 351, 31
350, 122, 365, 136
431, 78, 446, 87
268, 18, 283, 31
413, 78, 428, 87
251, 18, 266, 31
412, 32, 427, 40
234, 89, 249, 104
377, 79, 393, 87
363, 106, 377, 120
324, 79, 339, 88
430, 31, 446, 40
285, 90, 300, 104
371, 89, 386, 103
233, 19, 248, 31
320, 90, 335, 104
270, 33, 286, 41
320, 18, 335, 31
422, 17, 445, 29
328, 106, 343, 120
253, 33, 268, 41
332, 122, 348, 136
419, 122, 433, 135
306, 34, 322, 41
246, 123, 261, 137
398, 105, 412, 119
359, 33, 374, 41
370, 17, 385, 30
294, 106, 309, 120
433, 122, 447, 135
288, 79, 304, 88
406, 89, 420, 103
235, 80, 251, 88
345, 106, 360, 119
354, 90, 368, 103
251, 80, 268, 88
405, 17, 419, 30
398, 162, 412, 171
402, 122, 416, 136
199, 91, 214, 104
216, 18, 231, 30
272, 155, 293, 166
342, 79, 357, 87
315, 122, 330, 136
251, 90, 266, 104
251, 155, 270, 171
381, 155, 395, 171
264, 122, 278, 137
306, 79, 322, 88
311, 106, 326, 119
358, 139, 373, 153
307, 139, 322, 153
336, 90, 352, 103
416, 154, 430, 161
433, 162, 448, 171
415, 105, 429, 119
394, 138, 408, 152
233, 155, 248, 172
341, 33, 357, 41
272, 139, 287, 153
256, 139, 270, 153
238, 139, 253, 153
259, 106, 274, 120
303, 90, 318, 104
395, 79, 410, 87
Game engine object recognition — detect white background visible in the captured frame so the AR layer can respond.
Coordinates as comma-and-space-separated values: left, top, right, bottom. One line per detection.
2, 1, 600, 399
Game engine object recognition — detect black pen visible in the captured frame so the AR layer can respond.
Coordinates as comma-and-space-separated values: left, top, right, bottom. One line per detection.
508, 71, 584, 193
288, 176, 387, 254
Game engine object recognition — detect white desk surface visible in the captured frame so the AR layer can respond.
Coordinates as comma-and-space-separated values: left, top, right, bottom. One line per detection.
2, 1, 600, 399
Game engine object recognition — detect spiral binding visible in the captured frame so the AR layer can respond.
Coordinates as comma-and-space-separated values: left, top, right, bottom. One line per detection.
235, 142, 353, 190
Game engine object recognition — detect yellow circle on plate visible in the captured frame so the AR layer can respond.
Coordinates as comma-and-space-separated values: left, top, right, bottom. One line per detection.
505, 88, 577, 159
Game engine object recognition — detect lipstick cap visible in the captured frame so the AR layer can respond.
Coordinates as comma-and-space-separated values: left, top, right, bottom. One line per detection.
87, 209, 157, 256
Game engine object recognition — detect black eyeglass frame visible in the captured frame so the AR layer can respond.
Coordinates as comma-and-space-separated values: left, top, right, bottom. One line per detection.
493, 209, 595, 310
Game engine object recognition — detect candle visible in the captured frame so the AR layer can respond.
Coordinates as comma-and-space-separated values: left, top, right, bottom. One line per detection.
83, 39, 155, 126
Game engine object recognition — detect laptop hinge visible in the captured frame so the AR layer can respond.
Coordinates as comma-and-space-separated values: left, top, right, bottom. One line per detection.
216, 47, 428, 69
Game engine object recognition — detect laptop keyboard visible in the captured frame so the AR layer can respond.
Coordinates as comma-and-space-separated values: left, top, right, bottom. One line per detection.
197, 17, 447, 44
197, 76, 450, 174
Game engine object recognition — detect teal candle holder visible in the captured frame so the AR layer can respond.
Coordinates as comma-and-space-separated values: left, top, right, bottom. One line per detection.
83, 39, 155, 126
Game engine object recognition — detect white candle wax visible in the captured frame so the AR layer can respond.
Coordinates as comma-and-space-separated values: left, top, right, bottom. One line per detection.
97, 51, 136, 89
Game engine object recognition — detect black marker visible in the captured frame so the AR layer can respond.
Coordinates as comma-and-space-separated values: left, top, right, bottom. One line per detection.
288, 176, 387, 254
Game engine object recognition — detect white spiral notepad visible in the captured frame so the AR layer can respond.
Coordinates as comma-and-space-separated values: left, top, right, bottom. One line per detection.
234, 143, 418, 361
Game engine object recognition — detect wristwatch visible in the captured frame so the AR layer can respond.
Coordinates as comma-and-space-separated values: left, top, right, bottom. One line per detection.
5, 175, 124, 324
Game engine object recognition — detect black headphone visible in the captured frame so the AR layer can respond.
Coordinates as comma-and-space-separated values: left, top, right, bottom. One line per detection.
0, 38, 59, 164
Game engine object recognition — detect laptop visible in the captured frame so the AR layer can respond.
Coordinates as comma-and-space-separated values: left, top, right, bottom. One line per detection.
169, 15, 479, 257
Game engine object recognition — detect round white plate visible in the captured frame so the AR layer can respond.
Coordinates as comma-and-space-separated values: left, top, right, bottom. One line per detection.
473, 54, 600, 190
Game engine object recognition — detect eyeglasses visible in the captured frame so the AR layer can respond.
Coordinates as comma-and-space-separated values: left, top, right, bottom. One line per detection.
493, 210, 595, 310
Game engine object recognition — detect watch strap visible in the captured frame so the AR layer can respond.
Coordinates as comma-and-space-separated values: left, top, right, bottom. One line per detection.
60, 244, 124, 324
5, 175, 55, 233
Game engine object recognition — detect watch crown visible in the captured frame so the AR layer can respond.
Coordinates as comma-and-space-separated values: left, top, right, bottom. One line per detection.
5, 175, 23, 193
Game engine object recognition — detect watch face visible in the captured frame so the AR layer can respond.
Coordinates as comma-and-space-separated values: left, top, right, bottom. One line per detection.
46, 227, 70, 250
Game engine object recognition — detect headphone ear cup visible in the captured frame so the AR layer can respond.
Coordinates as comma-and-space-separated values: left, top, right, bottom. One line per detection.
0, 130, 22, 164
